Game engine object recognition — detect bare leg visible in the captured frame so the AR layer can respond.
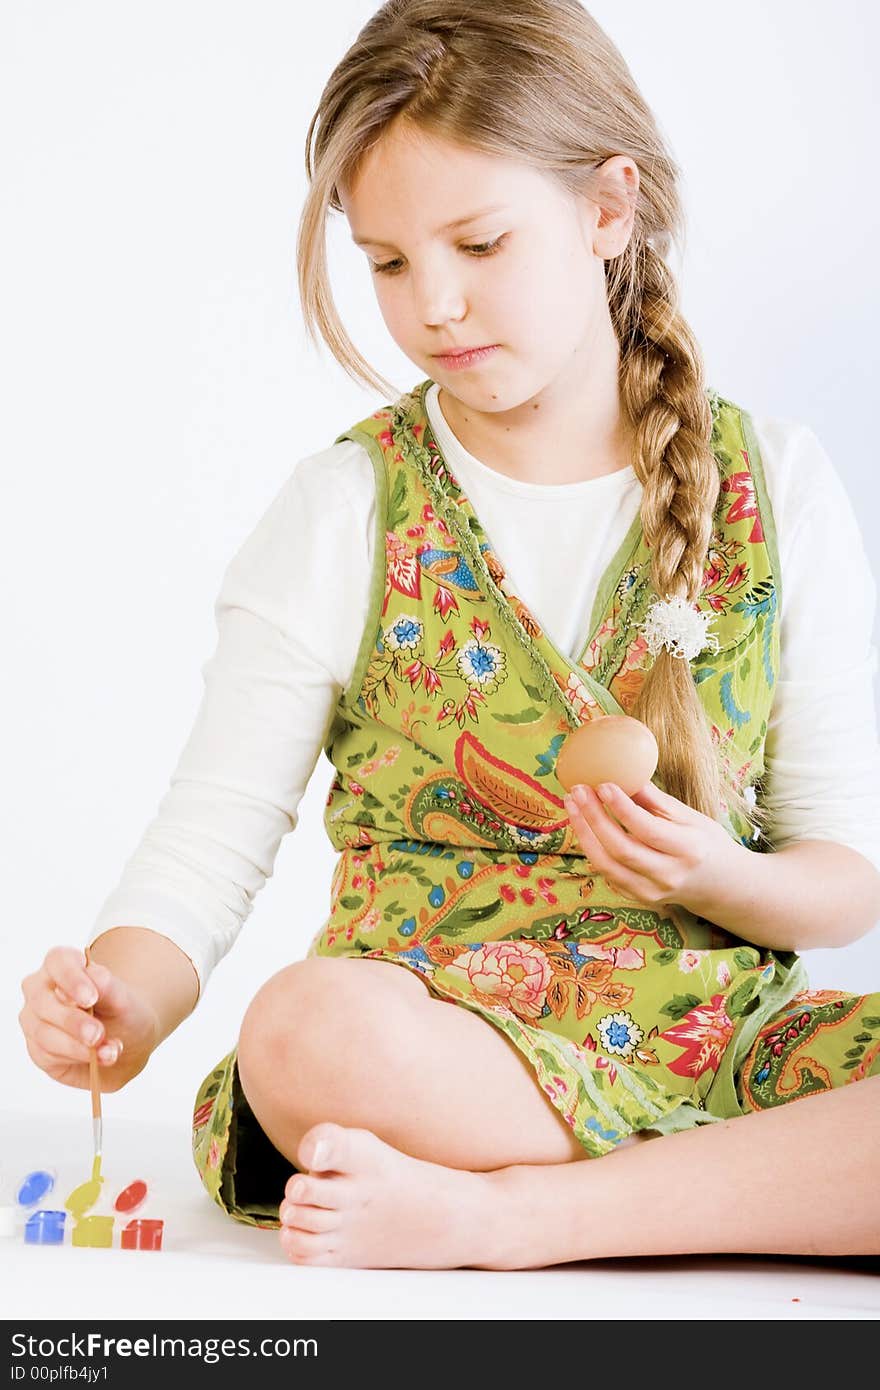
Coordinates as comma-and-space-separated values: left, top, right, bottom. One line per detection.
275, 1070, 880, 1269
488, 1072, 880, 1268
237, 958, 879, 1267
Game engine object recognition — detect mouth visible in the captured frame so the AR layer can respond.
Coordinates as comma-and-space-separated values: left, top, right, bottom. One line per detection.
431, 345, 500, 369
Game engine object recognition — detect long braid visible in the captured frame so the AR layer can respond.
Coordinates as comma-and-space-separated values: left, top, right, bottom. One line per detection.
613, 240, 769, 833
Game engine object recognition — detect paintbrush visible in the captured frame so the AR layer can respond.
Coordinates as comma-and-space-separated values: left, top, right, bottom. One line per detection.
83, 946, 102, 1162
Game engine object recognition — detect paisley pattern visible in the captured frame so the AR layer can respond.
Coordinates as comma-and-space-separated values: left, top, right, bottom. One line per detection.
192, 378, 880, 1227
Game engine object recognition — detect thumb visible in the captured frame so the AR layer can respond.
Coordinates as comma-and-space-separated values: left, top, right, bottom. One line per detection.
86, 960, 130, 1014
630, 779, 691, 820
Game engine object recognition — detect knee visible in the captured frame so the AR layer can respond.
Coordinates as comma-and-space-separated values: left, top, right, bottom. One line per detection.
237, 956, 419, 1103
237, 958, 337, 1090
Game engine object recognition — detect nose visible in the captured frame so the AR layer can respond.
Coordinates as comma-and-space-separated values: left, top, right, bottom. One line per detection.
409, 264, 468, 329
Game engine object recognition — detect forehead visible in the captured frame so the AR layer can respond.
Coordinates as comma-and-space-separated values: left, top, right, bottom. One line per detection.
339, 123, 557, 228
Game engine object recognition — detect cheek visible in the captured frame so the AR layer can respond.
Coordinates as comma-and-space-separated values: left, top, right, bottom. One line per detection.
548, 234, 594, 293
509, 248, 593, 342
374, 288, 411, 342
495, 254, 539, 315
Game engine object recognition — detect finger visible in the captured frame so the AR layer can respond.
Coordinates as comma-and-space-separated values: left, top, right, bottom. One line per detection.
564, 802, 663, 906
43, 947, 99, 1007
24, 1033, 91, 1088
569, 785, 665, 877
565, 794, 634, 888
563, 805, 637, 899
594, 782, 683, 853
24, 1014, 106, 1067
44, 952, 128, 1018
21, 993, 107, 1049
83, 960, 130, 1016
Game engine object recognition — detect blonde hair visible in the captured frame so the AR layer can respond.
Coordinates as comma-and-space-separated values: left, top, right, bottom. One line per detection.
296, 0, 768, 838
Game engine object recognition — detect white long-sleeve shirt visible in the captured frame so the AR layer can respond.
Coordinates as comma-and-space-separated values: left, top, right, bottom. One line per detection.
86, 383, 880, 999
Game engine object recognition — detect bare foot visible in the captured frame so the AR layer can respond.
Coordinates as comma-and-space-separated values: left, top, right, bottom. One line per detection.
277, 1122, 510, 1269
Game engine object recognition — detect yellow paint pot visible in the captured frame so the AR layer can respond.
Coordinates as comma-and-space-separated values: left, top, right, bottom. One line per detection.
71, 1214, 114, 1248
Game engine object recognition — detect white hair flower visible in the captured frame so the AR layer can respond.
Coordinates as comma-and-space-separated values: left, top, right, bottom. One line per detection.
640, 593, 720, 662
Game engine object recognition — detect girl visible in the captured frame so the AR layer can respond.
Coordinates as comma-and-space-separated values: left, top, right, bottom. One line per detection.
19, 0, 880, 1270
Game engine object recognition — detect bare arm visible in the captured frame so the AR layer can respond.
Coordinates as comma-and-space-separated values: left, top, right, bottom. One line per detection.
687, 839, 880, 952
87, 925, 200, 1046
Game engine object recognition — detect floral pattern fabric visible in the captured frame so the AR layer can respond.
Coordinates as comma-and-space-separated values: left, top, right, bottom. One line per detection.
192, 379, 879, 1227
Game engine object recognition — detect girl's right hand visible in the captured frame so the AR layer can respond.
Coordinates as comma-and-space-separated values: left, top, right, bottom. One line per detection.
19, 946, 162, 1093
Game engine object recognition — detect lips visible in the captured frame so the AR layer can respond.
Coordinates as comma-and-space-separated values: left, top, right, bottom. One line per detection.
432, 345, 500, 369
433, 345, 496, 357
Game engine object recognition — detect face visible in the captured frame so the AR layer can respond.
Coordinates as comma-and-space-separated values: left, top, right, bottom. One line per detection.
338, 121, 636, 414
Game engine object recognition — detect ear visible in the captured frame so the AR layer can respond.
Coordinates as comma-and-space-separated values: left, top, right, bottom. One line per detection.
592, 155, 639, 258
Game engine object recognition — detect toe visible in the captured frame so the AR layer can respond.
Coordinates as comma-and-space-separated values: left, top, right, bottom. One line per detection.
282, 1172, 347, 1214
296, 1121, 347, 1173
297, 1121, 385, 1175
279, 1225, 337, 1265
279, 1198, 341, 1233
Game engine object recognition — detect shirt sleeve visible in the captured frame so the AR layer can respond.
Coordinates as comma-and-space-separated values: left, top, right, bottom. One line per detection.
752, 416, 880, 875
85, 438, 376, 1000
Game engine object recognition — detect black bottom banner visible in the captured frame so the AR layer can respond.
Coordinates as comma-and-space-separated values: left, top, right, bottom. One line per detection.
3, 1303, 875, 1380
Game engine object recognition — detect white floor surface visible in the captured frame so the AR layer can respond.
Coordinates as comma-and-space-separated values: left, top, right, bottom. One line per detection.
2, 1110, 878, 1321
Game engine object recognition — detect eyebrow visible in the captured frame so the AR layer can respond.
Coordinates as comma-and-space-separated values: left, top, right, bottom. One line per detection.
352, 204, 509, 249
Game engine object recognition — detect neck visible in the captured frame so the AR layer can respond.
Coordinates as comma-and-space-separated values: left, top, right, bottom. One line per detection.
435, 315, 633, 486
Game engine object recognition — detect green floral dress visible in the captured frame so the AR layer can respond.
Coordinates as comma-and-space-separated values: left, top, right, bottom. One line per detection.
192, 379, 880, 1227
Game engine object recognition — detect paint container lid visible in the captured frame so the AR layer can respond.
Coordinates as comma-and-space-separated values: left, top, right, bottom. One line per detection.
16, 1170, 56, 1207
114, 1179, 148, 1214
121, 1218, 163, 1251
24, 1209, 66, 1245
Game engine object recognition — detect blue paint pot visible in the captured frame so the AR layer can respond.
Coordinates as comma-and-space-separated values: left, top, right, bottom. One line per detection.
24, 1209, 66, 1245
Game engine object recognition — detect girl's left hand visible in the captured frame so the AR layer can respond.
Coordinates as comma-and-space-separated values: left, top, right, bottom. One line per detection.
564, 779, 740, 913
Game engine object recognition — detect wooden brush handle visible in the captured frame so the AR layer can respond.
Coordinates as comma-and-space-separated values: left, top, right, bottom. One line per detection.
84, 947, 102, 1119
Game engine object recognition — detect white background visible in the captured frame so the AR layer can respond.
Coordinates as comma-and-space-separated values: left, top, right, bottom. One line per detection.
3, 0, 879, 1142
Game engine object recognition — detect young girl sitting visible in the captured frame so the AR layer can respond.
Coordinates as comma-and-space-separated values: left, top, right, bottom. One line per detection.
19, 0, 880, 1269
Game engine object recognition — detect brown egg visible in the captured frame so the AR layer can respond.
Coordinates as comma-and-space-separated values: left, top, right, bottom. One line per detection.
557, 715, 659, 797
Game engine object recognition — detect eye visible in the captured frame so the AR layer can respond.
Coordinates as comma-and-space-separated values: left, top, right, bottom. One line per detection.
369, 234, 508, 276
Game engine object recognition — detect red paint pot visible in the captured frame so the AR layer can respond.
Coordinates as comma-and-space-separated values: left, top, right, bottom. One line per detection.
121, 1218, 164, 1251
